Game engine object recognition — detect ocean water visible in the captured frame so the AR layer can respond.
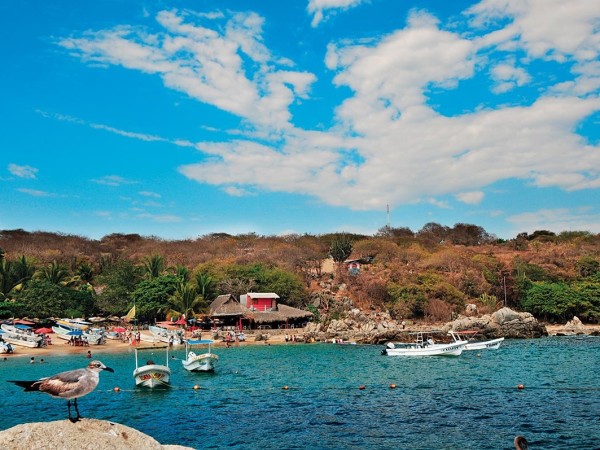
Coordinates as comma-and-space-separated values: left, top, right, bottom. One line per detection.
0, 337, 599, 450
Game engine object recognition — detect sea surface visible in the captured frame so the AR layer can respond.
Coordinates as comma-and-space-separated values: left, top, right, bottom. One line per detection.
0, 337, 599, 449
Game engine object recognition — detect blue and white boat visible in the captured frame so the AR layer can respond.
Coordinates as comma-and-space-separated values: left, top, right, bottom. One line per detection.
182, 339, 219, 372
0, 324, 43, 348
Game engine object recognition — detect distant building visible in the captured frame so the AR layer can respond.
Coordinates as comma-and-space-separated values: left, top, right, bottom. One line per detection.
344, 256, 373, 275
209, 292, 313, 330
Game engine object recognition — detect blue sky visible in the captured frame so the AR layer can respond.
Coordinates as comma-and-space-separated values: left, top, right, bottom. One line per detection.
2, 0, 600, 240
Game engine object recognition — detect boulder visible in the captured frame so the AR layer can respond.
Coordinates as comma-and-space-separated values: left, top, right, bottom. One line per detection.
564, 316, 585, 332
0, 419, 193, 450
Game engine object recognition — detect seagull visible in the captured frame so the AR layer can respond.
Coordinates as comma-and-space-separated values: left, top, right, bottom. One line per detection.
8, 360, 114, 423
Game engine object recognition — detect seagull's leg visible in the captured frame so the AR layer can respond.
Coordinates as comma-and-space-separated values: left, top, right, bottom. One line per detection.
73, 398, 82, 421
67, 400, 76, 423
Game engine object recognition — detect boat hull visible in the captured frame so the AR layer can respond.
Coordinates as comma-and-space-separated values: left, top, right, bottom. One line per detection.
0, 325, 43, 348
464, 337, 504, 350
133, 364, 171, 388
182, 353, 218, 372
383, 341, 465, 356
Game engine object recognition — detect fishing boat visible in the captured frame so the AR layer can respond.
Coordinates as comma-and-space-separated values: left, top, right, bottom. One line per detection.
182, 339, 219, 372
381, 331, 466, 356
133, 345, 171, 388
0, 324, 43, 348
448, 330, 504, 350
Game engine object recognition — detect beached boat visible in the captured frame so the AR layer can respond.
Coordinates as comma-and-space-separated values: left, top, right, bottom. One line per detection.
449, 330, 504, 350
0, 324, 43, 348
51, 321, 105, 345
382, 332, 466, 356
182, 339, 219, 372
133, 345, 171, 388
148, 325, 184, 345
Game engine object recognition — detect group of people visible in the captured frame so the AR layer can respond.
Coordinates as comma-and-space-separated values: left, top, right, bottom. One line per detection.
284, 334, 300, 343
67, 335, 88, 346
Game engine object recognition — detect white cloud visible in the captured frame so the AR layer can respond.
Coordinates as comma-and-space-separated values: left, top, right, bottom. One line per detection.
455, 191, 485, 205
92, 175, 137, 186
60, 9, 316, 130
136, 213, 182, 223
8, 164, 38, 179
490, 60, 531, 93
223, 186, 253, 197
507, 207, 600, 235
18, 188, 53, 197
307, 0, 366, 27
139, 191, 161, 198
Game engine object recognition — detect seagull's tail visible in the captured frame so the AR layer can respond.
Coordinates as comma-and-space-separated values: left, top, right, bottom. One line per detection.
7, 380, 41, 392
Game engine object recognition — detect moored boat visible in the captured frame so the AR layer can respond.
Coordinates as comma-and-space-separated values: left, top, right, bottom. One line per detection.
448, 330, 504, 350
52, 321, 105, 345
382, 332, 466, 356
148, 325, 184, 345
182, 339, 219, 372
133, 345, 171, 388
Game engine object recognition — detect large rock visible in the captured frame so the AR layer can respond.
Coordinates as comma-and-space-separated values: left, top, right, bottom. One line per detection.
445, 307, 547, 339
0, 419, 194, 450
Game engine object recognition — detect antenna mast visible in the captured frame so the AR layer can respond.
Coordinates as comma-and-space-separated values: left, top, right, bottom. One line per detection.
386, 204, 390, 228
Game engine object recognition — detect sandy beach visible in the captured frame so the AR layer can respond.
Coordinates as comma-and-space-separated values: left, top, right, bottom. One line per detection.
2, 331, 291, 360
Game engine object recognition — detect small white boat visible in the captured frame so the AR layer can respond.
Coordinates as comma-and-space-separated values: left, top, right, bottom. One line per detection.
0, 335, 15, 354
52, 322, 105, 345
148, 325, 184, 345
182, 339, 219, 372
133, 345, 171, 388
382, 332, 466, 357
449, 330, 504, 350
0, 324, 43, 348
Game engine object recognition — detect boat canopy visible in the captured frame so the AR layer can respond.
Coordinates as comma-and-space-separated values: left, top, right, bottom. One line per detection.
186, 339, 214, 345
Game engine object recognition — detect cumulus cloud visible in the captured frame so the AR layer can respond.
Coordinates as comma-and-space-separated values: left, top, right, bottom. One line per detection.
8, 164, 38, 179
59, 9, 316, 130
139, 191, 161, 198
61, 3, 600, 216
307, 0, 366, 27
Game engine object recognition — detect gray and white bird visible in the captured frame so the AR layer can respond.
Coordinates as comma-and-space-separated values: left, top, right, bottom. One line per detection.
8, 360, 114, 422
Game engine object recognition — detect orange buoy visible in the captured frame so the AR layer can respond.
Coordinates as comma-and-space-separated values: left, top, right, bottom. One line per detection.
517, 384, 525, 390
193, 384, 201, 390
282, 386, 289, 390
359, 385, 366, 390
113, 387, 120, 392
389, 384, 397, 389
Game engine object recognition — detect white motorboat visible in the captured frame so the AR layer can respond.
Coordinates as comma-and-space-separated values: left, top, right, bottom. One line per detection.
449, 330, 504, 350
182, 339, 219, 372
0, 334, 15, 353
149, 325, 184, 345
133, 345, 171, 388
382, 332, 466, 356
0, 324, 43, 348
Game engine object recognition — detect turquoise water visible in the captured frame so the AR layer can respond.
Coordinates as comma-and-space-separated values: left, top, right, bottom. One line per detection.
1, 337, 599, 449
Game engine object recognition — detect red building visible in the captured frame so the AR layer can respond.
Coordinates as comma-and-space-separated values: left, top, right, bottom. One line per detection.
242, 292, 280, 312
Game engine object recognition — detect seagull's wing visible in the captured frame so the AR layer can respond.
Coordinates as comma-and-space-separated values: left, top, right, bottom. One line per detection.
38, 368, 91, 398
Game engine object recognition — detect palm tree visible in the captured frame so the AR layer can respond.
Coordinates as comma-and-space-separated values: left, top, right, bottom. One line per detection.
194, 272, 215, 301
36, 260, 71, 285
167, 282, 206, 319
142, 255, 165, 279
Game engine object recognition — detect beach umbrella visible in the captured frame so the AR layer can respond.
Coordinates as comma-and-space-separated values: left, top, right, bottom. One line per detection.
67, 330, 83, 336
174, 317, 187, 325
113, 327, 126, 333
34, 327, 53, 334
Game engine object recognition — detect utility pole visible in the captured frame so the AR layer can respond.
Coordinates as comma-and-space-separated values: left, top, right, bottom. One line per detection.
386, 204, 390, 229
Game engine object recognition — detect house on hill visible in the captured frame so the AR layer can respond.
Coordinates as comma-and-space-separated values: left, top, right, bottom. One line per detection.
209, 292, 313, 330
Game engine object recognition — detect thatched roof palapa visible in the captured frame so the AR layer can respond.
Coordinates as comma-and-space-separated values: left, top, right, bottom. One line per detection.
210, 294, 250, 317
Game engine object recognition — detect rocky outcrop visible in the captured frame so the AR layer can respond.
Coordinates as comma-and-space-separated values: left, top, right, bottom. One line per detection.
0, 419, 194, 450
304, 307, 548, 343
443, 307, 548, 339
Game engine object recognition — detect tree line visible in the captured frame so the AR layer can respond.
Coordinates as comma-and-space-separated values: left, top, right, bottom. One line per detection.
1, 224, 599, 323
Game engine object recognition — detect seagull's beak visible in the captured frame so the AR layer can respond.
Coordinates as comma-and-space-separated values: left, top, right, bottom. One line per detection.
103, 366, 115, 373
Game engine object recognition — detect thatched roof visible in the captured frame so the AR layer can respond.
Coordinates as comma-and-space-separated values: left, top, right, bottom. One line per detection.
252, 304, 313, 323
210, 294, 250, 317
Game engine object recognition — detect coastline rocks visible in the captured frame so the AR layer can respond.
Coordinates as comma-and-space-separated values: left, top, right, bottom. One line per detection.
0, 419, 194, 450
444, 307, 547, 339
564, 316, 585, 332
305, 307, 548, 343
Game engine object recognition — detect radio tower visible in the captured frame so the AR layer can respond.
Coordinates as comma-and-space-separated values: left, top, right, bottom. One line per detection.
386, 204, 390, 229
